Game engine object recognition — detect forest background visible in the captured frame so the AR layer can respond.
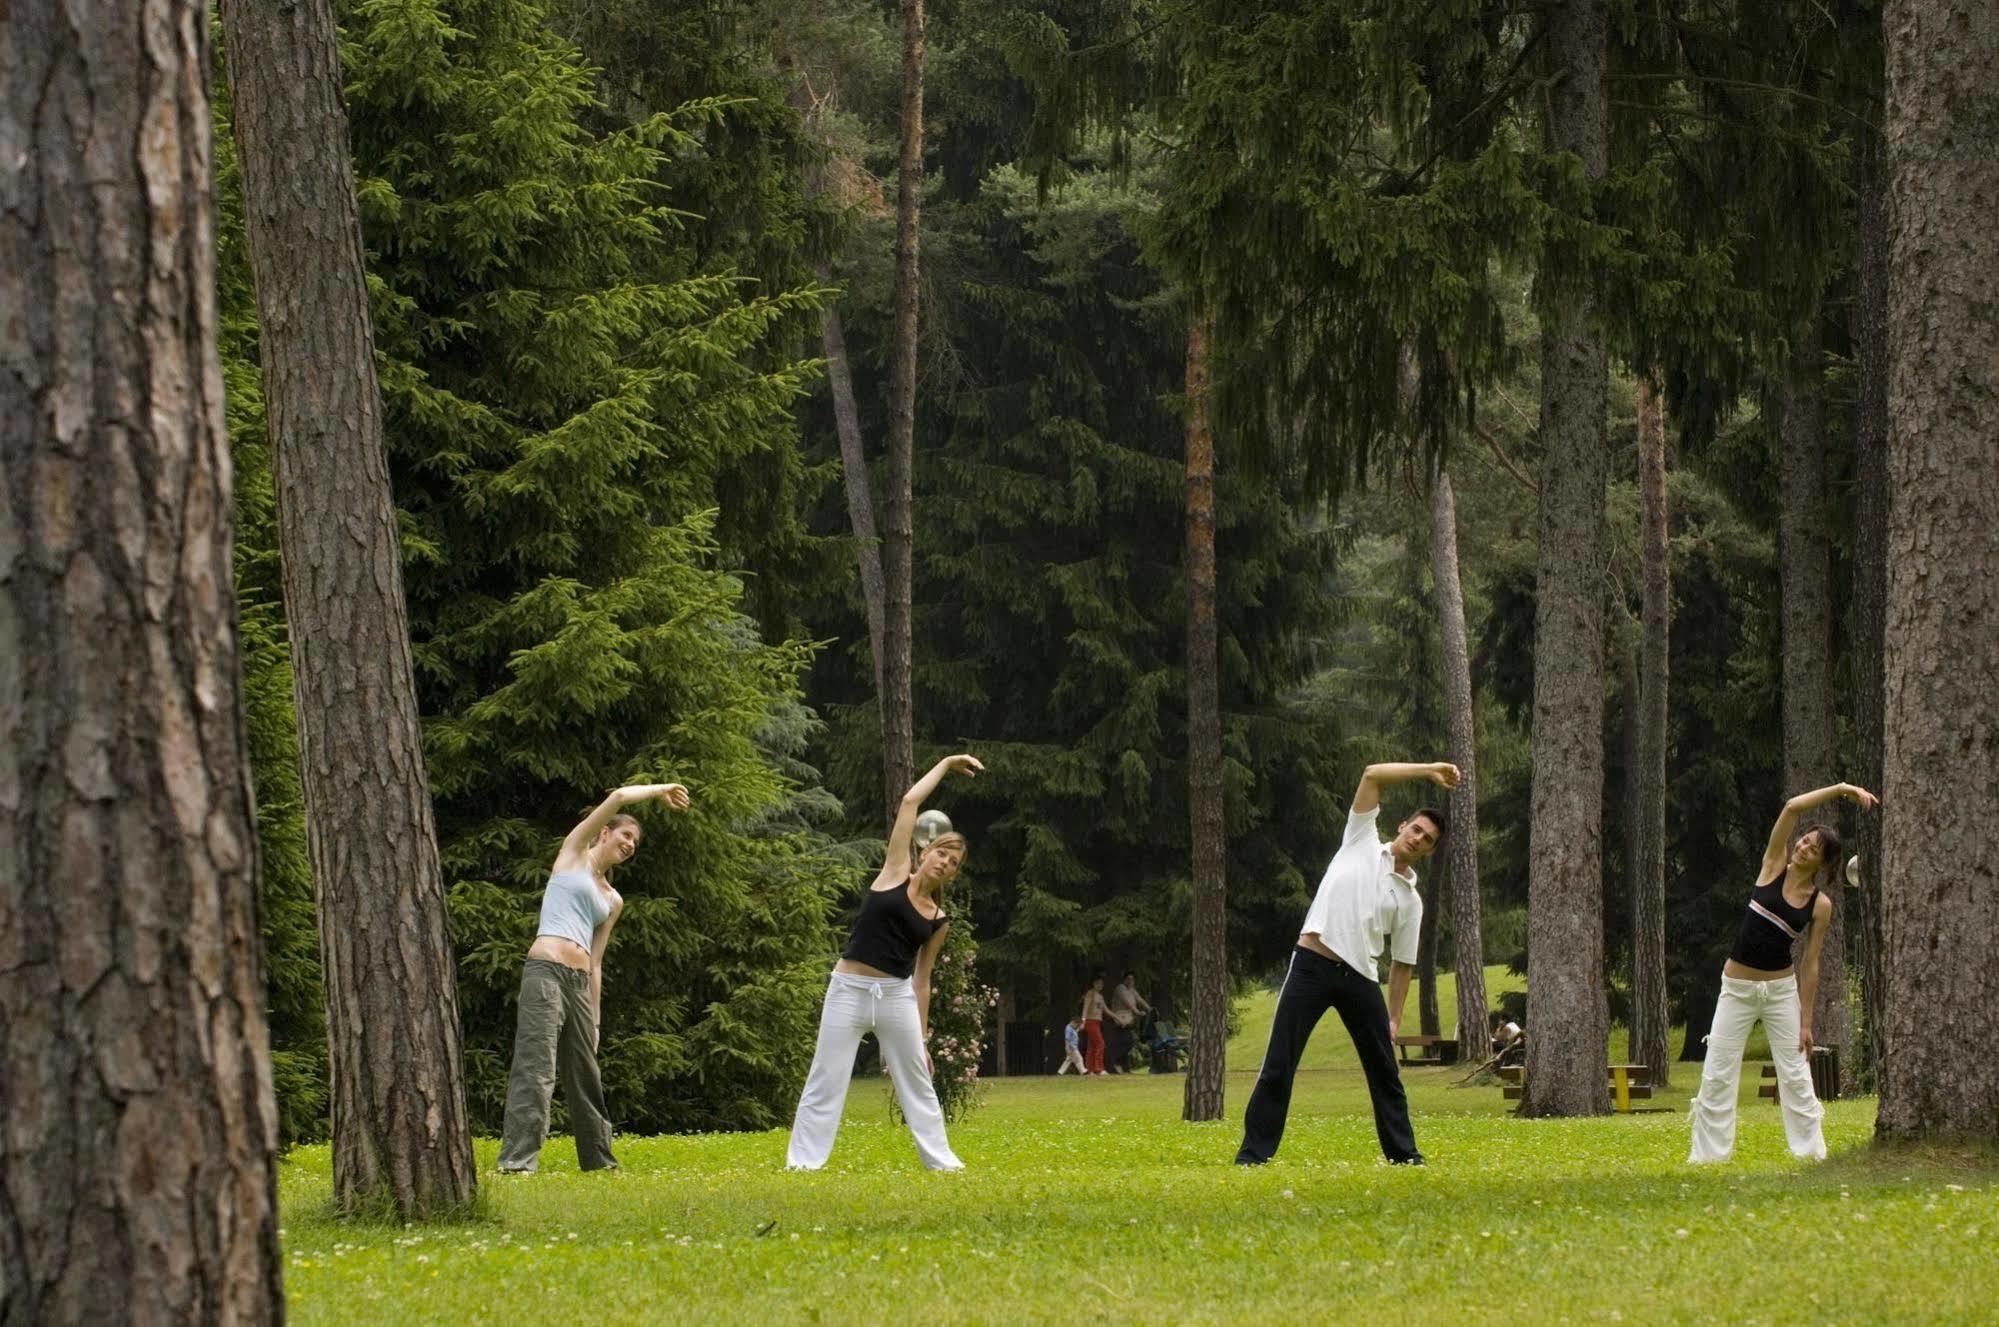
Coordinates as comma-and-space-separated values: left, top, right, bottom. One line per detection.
219, 0, 1883, 1143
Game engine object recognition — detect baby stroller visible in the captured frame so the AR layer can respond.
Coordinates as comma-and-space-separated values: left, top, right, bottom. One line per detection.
1147, 1017, 1188, 1073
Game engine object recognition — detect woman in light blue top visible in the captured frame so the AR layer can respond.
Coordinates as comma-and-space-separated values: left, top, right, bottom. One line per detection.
498, 782, 688, 1173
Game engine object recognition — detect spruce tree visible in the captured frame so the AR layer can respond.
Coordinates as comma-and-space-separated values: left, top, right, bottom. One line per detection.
222, 0, 855, 1136
805, 154, 1348, 1025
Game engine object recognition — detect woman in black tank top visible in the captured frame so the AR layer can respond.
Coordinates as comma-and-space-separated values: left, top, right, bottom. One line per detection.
786, 753, 983, 1171
1688, 782, 1877, 1164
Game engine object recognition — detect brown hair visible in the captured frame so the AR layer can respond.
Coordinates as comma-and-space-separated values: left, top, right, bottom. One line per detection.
1806, 824, 1841, 890
596, 814, 642, 866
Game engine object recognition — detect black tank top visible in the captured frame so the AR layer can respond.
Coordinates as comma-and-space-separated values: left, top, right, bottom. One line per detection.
840, 882, 946, 979
1728, 879, 1819, 972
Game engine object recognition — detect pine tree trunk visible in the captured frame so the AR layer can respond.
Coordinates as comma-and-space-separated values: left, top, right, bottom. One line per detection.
1777, 320, 1846, 1089
1876, 0, 1999, 1140
1630, 372, 1671, 1088
1430, 469, 1488, 1066
220, 0, 477, 1214
1523, 0, 1612, 1118
1619, 626, 1643, 1055
1416, 879, 1442, 1037
818, 285, 888, 703
880, 0, 925, 827
1849, 120, 1891, 1092
0, 0, 285, 1314
1183, 318, 1229, 1123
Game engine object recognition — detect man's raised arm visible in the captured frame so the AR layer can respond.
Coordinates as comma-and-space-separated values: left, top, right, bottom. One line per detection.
1352, 762, 1461, 814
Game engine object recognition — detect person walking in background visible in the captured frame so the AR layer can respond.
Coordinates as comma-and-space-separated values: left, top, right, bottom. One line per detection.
1236, 760, 1457, 1167
498, 782, 690, 1174
1108, 970, 1153, 1074
1079, 975, 1109, 1076
1688, 781, 1876, 1164
1057, 1017, 1088, 1075
786, 753, 981, 1171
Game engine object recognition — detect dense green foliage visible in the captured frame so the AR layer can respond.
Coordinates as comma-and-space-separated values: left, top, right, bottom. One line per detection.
798, 138, 1351, 1031
222, 0, 859, 1139
221, 0, 1917, 1143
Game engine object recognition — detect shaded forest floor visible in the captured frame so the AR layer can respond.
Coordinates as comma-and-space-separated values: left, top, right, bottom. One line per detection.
278, 980, 1997, 1324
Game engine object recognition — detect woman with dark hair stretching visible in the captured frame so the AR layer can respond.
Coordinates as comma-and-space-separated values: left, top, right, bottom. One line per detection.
1688, 781, 1877, 1164
787, 753, 981, 1171
498, 782, 690, 1174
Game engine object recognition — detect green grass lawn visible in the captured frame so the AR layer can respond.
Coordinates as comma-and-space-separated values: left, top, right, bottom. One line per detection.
279, 977, 1997, 1324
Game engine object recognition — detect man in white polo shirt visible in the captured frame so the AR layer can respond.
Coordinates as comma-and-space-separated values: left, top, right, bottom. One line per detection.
1235, 759, 1458, 1167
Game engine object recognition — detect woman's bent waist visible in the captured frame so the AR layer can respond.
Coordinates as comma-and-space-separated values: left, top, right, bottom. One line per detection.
1721, 959, 1795, 982
827, 966, 914, 996
833, 958, 912, 981
526, 935, 592, 970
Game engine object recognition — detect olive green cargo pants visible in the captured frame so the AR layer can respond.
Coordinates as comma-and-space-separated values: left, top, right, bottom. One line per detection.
497, 958, 617, 1172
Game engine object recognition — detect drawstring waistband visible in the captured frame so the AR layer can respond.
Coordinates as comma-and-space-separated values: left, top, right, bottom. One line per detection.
828, 970, 912, 1001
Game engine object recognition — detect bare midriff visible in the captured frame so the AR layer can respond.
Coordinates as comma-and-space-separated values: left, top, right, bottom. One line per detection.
1722, 958, 1795, 981
1297, 932, 1339, 962
526, 934, 592, 971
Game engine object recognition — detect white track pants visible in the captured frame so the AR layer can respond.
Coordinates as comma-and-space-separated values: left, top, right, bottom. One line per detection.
1688, 973, 1826, 1163
786, 972, 964, 1171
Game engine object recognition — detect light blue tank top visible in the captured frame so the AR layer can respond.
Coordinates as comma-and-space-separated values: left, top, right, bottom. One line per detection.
537, 868, 611, 950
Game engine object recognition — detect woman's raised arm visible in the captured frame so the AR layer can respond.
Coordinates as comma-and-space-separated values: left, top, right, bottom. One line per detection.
878, 754, 981, 885
558, 783, 689, 866
1757, 783, 1877, 885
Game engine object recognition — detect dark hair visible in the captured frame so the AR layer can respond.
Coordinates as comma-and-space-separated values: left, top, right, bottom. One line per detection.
1411, 806, 1448, 841
1123, 970, 1137, 982
1808, 824, 1842, 885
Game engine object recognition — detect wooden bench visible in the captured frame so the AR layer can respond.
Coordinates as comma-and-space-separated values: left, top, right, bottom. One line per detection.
1500, 1063, 1655, 1112
1394, 1034, 1459, 1066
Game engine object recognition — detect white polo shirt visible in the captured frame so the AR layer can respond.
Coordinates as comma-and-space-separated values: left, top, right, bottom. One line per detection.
1299, 806, 1423, 974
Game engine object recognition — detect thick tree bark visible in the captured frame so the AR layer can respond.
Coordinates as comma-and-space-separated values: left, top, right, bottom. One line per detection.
1876, 0, 1999, 1140
220, 0, 476, 1214
818, 284, 888, 702
1619, 628, 1644, 1052
1849, 121, 1891, 1092
880, 0, 925, 827
0, 0, 285, 1316
1430, 469, 1488, 1065
1631, 371, 1671, 1089
1777, 321, 1846, 1088
1416, 876, 1442, 1037
1183, 319, 1228, 1123
1523, 0, 1612, 1117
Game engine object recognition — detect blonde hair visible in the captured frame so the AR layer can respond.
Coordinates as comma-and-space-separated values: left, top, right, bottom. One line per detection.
922, 831, 968, 862
911, 832, 969, 894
